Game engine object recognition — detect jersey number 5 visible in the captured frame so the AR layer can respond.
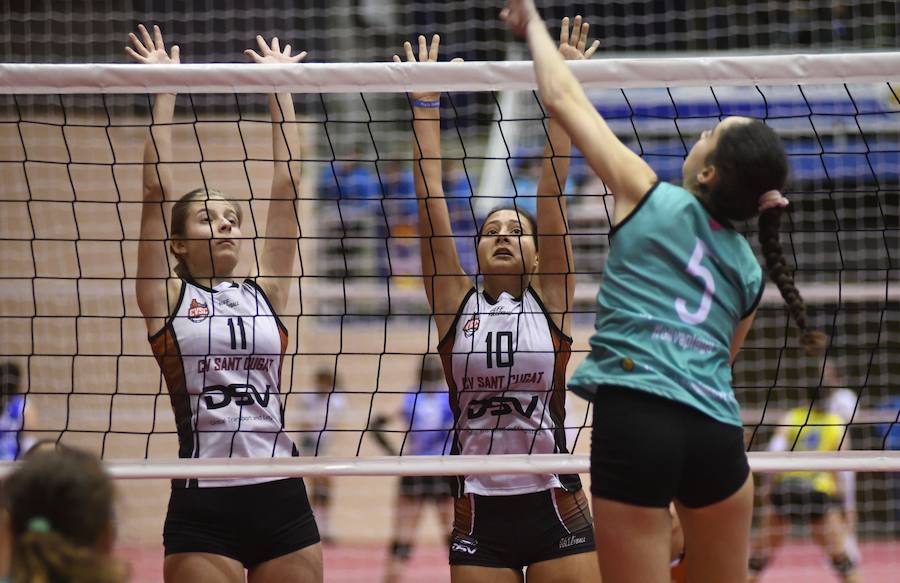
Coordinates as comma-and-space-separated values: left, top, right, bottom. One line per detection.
675, 238, 715, 325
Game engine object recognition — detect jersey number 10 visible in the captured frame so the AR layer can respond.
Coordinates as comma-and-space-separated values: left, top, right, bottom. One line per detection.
485, 331, 514, 368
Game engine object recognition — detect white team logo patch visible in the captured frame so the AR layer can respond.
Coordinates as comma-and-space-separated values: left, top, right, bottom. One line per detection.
188, 298, 210, 323
462, 315, 480, 338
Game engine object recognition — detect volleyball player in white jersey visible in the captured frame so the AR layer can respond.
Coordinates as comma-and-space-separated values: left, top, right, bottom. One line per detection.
129, 26, 321, 583
393, 20, 601, 583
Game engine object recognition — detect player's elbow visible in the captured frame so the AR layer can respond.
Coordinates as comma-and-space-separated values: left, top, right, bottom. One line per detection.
142, 183, 164, 202
541, 76, 582, 117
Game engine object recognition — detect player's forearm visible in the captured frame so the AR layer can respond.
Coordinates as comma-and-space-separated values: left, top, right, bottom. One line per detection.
269, 93, 302, 199
143, 93, 176, 201
412, 106, 444, 200
536, 119, 572, 239
537, 118, 572, 197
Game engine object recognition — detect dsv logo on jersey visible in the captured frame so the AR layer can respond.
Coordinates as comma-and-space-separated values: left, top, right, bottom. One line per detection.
467, 395, 538, 419
201, 383, 271, 410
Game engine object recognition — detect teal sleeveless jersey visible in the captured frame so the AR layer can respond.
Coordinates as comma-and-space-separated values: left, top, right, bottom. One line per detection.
568, 182, 764, 427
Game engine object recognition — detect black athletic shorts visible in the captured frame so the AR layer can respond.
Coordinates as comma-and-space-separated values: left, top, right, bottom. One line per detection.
770, 477, 836, 520
449, 488, 595, 570
400, 475, 452, 499
591, 386, 750, 508
163, 478, 320, 568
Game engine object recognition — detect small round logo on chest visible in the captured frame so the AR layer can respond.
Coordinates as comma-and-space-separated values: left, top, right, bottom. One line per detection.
463, 315, 480, 338
187, 299, 210, 323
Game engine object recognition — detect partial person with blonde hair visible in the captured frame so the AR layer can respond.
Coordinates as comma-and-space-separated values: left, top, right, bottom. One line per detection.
2, 446, 126, 583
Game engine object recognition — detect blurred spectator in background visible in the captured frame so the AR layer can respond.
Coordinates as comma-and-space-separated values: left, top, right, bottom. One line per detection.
748, 377, 864, 583
319, 154, 381, 202
877, 392, 900, 532
296, 367, 347, 543
0, 363, 36, 461
824, 363, 862, 562
372, 356, 454, 583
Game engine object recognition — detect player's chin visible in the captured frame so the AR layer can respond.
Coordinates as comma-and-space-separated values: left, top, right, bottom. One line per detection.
484, 255, 525, 274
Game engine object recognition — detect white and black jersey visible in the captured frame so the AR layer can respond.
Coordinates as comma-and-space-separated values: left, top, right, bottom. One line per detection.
438, 287, 582, 497
150, 278, 297, 488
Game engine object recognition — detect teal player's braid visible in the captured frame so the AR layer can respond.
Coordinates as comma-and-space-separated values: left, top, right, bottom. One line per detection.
758, 206, 826, 354
706, 119, 826, 355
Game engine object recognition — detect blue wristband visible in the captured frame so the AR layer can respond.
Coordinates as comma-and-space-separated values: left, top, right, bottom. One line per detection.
413, 99, 440, 108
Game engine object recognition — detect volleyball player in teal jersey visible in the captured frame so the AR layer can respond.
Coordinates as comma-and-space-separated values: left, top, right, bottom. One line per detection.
394, 21, 602, 583
503, 2, 826, 582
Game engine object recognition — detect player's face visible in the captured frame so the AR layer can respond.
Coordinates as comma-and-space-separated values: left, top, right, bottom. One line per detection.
477, 209, 537, 275
177, 199, 242, 277
682, 116, 751, 191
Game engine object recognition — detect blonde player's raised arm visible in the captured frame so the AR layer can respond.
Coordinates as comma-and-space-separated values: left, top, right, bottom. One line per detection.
127, 24, 181, 333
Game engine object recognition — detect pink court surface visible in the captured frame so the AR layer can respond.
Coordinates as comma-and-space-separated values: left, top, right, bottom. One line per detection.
120, 541, 898, 582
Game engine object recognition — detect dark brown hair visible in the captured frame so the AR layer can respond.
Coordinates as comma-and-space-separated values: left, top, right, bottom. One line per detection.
705, 120, 825, 354
5, 447, 124, 583
169, 188, 242, 279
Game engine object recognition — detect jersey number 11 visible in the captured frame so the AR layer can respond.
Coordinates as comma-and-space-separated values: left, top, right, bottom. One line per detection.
227, 317, 247, 350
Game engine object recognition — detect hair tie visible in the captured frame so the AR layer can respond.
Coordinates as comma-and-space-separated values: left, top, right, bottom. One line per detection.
758, 189, 789, 213
27, 517, 51, 533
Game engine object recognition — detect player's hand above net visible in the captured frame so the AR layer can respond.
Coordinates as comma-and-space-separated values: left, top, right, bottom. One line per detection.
500, 0, 539, 38
392, 34, 462, 103
125, 24, 179, 65
244, 35, 307, 64
558, 15, 600, 61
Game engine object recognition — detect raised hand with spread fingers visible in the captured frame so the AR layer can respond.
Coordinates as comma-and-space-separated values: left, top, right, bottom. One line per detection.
244, 34, 308, 64
557, 14, 600, 61
126, 23, 180, 65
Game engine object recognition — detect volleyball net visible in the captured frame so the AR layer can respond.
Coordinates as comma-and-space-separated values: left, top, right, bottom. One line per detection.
3, 0, 896, 63
0, 53, 898, 573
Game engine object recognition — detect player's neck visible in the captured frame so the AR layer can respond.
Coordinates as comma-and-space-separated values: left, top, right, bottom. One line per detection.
482, 275, 527, 302
189, 274, 236, 290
